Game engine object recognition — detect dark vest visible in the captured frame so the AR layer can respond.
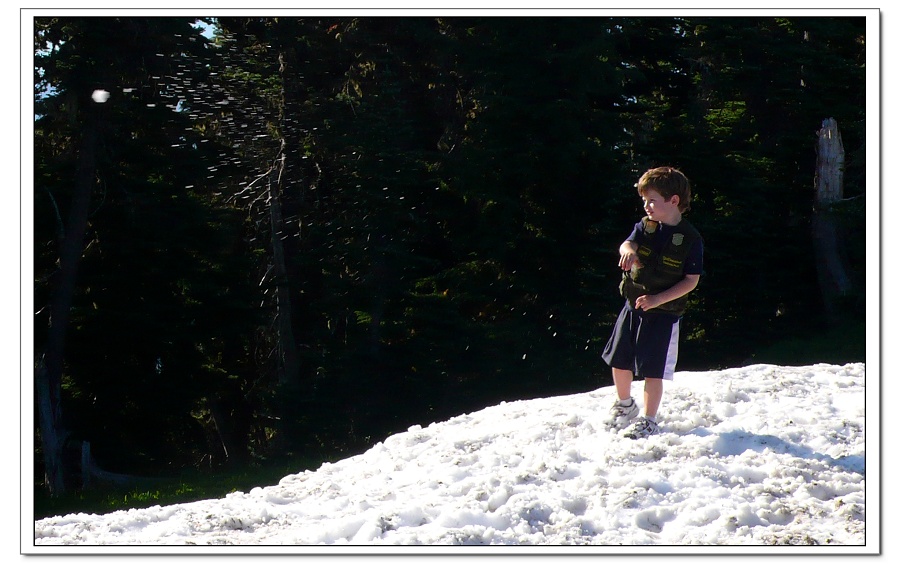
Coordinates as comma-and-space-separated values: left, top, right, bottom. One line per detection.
619, 216, 700, 316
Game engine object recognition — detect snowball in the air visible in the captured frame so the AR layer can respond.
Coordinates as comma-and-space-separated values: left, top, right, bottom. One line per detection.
92, 90, 110, 103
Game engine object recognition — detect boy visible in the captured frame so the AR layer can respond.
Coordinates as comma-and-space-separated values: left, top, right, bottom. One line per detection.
601, 166, 703, 439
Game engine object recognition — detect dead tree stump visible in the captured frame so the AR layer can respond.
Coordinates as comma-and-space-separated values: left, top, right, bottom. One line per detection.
812, 118, 852, 317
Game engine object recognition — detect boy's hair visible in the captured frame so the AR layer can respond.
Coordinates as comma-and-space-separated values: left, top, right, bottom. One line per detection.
636, 166, 692, 212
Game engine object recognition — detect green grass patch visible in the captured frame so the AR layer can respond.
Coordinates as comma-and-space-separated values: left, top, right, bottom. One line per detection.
34, 457, 326, 520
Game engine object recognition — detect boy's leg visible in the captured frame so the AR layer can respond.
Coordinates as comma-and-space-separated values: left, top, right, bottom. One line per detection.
607, 367, 639, 428
643, 378, 663, 418
624, 378, 664, 438
603, 305, 640, 428
612, 367, 634, 401
633, 314, 678, 419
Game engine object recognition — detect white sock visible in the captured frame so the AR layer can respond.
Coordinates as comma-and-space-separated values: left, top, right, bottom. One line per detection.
618, 397, 634, 406
645, 415, 657, 423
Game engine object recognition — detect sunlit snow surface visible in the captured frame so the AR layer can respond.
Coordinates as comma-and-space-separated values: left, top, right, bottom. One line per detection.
33, 363, 867, 550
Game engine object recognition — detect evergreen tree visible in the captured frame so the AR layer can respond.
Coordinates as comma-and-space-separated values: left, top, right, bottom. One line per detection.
34, 17, 263, 490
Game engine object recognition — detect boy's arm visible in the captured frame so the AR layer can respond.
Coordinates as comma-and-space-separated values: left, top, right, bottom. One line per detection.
633, 274, 700, 311
618, 240, 641, 271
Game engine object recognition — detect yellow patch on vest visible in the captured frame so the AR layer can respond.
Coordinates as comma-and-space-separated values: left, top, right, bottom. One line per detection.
662, 256, 682, 268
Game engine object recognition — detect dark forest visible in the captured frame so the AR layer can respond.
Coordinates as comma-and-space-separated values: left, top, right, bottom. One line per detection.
33, 16, 867, 503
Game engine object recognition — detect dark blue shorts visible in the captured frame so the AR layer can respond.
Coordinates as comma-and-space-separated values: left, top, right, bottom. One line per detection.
602, 303, 681, 380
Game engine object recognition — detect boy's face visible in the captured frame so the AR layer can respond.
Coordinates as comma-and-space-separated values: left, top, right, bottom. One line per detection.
641, 189, 681, 224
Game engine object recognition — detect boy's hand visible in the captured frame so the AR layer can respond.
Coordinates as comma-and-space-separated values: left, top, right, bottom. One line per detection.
634, 294, 660, 311
619, 252, 643, 271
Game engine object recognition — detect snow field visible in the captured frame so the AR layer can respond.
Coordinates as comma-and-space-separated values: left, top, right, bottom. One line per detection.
33, 363, 867, 549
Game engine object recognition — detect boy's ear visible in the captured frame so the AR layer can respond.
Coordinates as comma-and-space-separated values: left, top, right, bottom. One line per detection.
670, 195, 680, 207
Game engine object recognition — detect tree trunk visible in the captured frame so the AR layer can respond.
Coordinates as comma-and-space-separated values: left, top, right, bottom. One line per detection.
269, 152, 300, 386
815, 118, 845, 205
36, 103, 102, 496
35, 362, 66, 494
269, 51, 301, 387
812, 118, 852, 316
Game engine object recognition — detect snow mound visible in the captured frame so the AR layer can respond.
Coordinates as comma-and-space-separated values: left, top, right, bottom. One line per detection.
32, 363, 867, 550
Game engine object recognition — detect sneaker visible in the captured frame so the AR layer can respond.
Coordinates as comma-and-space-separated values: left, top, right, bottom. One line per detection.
606, 398, 638, 429
623, 417, 660, 439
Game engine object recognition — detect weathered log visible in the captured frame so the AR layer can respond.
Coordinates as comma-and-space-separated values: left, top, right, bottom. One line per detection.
80, 441, 174, 491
